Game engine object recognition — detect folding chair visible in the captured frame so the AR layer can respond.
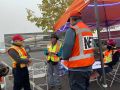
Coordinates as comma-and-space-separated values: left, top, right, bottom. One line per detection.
90, 61, 109, 88
106, 57, 120, 87
29, 61, 48, 90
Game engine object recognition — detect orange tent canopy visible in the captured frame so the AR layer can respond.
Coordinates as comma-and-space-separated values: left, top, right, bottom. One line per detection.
54, 0, 90, 31
102, 0, 120, 2
54, 0, 120, 31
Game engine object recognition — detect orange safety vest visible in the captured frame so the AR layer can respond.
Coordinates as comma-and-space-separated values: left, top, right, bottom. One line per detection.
8, 45, 28, 68
103, 50, 114, 63
47, 41, 62, 62
63, 21, 95, 68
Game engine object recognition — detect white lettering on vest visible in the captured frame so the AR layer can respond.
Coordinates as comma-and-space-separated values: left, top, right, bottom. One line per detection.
83, 36, 93, 50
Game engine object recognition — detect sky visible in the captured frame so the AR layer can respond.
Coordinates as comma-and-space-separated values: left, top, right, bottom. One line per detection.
0, 0, 42, 42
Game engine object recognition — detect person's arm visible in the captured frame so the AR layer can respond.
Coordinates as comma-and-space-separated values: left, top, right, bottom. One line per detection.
27, 52, 31, 58
62, 28, 76, 60
56, 46, 63, 57
8, 49, 29, 64
44, 48, 49, 56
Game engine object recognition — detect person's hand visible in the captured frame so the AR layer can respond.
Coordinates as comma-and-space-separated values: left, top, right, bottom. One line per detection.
29, 58, 32, 61
48, 52, 56, 56
51, 52, 56, 55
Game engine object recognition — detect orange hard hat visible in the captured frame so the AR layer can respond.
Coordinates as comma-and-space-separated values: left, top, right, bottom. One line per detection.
12, 34, 24, 41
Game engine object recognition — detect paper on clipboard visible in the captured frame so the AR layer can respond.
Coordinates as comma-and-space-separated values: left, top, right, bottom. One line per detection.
92, 61, 101, 69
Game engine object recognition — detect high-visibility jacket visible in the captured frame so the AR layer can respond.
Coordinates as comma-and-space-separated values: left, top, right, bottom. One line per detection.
103, 50, 114, 63
47, 41, 62, 62
8, 45, 28, 68
63, 21, 95, 68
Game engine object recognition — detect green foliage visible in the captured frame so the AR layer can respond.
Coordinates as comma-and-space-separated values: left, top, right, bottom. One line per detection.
26, 0, 73, 32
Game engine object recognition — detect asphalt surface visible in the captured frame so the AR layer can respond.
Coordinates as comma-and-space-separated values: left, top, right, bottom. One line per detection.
0, 51, 120, 90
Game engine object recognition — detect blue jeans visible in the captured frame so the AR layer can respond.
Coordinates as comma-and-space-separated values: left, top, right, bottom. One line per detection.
68, 71, 91, 90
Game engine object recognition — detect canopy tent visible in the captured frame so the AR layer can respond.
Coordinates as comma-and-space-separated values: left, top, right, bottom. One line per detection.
54, 0, 120, 89
54, 0, 120, 31
82, 2, 120, 29
54, 0, 90, 31
57, 1, 120, 39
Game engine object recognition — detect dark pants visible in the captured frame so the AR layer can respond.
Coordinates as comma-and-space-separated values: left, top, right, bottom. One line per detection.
47, 62, 61, 86
12, 67, 31, 90
96, 67, 112, 75
68, 71, 91, 90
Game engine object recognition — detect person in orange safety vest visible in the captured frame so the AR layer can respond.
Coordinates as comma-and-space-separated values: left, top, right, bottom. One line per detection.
95, 39, 120, 76
8, 34, 31, 90
62, 12, 95, 90
104, 39, 117, 64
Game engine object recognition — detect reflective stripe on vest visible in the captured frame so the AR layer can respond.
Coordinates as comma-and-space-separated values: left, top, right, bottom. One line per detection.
47, 42, 61, 62
104, 50, 112, 63
8, 45, 28, 68
63, 22, 95, 68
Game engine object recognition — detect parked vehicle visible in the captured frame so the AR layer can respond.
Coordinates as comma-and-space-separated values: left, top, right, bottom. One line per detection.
4, 33, 51, 52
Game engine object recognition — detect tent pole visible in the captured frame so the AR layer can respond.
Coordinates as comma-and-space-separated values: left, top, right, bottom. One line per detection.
103, 1, 110, 39
105, 21, 110, 39
94, 0, 107, 89
108, 27, 111, 38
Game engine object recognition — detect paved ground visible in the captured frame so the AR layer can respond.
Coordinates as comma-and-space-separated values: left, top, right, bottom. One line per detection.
0, 51, 120, 90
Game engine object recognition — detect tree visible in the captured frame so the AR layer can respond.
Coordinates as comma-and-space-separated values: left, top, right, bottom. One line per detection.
26, 0, 73, 32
